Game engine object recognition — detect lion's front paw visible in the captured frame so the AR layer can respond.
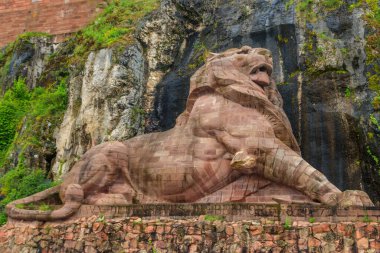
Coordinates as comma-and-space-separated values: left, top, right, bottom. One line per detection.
337, 190, 374, 207
231, 150, 256, 174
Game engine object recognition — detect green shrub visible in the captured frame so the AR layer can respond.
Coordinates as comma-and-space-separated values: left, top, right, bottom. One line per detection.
0, 165, 56, 225
74, 0, 159, 54
31, 78, 68, 117
0, 78, 68, 165
0, 79, 30, 152
0, 166, 54, 204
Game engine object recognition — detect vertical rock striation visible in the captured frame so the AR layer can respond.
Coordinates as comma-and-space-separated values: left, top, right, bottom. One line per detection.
52, 46, 148, 177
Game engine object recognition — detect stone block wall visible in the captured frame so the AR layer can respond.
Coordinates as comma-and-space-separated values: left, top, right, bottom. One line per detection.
0, 216, 379, 252
1, 204, 380, 252
0, 0, 106, 47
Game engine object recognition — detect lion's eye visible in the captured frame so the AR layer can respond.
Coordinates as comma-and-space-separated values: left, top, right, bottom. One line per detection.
250, 69, 258, 75
259, 66, 267, 73
250, 66, 268, 76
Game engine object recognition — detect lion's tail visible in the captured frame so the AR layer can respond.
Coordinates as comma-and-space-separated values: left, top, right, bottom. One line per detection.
6, 184, 83, 221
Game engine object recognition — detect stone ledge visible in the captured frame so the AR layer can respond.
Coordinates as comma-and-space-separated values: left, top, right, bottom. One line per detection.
59, 203, 380, 223
7, 203, 380, 225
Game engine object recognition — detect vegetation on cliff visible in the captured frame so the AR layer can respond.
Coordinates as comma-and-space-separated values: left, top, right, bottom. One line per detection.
293, 0, 380, 195
70, 0, 158, 66
0, 78, 67, 167
0, 0, 159, 224
0, 78, 66, 224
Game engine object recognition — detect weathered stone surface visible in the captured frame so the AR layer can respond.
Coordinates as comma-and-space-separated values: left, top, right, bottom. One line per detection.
51, 46, 148, 177
1, 36, 55, 92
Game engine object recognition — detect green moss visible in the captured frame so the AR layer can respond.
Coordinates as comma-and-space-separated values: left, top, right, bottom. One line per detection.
188, 41, 210, 70
283, 216, 292, 230
345, 87, 352, 98
367, 145, 379, 165
368, 72, 380, 91
340, 47, 349, 57
369, 114, 380, 131
285, 0, 294, 11
296, 0, 313, 12
240, 5, 252, 18
204, 214, 224, 222
372, 96, 380, 110
320, 0, 343, 11
276, 35, 289, 44
362, 213, 373, 223
301, 30, 348, 77
288, 0, 345, 25
14, 202, 52, 211
130, 106, 145, 125
17, 32, 52, 41
38, 203, 53, 211
350, 0, 380, 111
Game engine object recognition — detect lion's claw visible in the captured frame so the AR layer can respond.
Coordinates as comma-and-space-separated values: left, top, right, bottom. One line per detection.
337, 190, 374, 207
231, 150, 256, 174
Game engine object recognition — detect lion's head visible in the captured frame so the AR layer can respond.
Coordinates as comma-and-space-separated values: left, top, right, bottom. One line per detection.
180, 46, 300, 154
186, 46, 283, 112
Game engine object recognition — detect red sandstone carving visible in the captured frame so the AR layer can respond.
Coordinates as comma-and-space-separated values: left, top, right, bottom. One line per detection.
6, 46, 374, 221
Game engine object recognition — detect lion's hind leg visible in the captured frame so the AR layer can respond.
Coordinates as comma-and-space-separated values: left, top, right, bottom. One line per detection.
64, 141, 135, 206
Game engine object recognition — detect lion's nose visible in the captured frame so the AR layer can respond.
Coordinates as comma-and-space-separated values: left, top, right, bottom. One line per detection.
250, 67, 270, 87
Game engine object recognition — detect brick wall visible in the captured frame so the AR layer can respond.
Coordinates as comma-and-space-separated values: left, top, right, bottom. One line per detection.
0, 0, 106, 47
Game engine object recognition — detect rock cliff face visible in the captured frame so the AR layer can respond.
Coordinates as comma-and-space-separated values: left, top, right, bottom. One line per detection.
0, 0, 379, 202
141, 0, 380, 201
52, 46, 148, 176
0, 36, 55, 92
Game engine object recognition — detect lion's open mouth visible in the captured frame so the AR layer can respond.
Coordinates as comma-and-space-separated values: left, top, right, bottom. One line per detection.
253, 81, 265, 92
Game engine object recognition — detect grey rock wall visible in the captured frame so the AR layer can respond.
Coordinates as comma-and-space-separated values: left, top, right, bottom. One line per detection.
142, 0, 380, 201
51, 47, 148, 176
1, 36, 55, 92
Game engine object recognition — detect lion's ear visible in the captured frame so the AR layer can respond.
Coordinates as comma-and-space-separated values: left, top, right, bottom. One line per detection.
255, 48, 273, 65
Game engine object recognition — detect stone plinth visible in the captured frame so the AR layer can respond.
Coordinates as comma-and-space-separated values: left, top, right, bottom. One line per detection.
17, 203, 378, 224
1, 205, 379, 252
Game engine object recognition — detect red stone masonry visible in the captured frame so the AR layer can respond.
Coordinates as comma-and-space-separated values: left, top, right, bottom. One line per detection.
0, 0, 106, 47
1, 215, 379, 252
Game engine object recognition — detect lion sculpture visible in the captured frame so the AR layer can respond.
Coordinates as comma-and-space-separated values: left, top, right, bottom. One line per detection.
6, 46, 374, 221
